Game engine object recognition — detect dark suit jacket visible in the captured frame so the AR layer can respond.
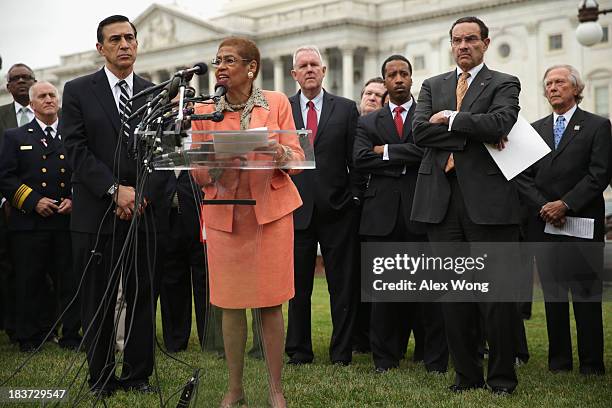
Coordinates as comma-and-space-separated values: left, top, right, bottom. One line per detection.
61, 68, 168, 234
0, 118, 71, 231
525, 108, 612, 242
411, 64, 522, 225
289, 90, 366, 230
160, 170, 202, 241
354, 102, 425, 236
0, 102, 18, 140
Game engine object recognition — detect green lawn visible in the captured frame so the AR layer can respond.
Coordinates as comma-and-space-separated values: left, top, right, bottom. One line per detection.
0, 276, 610, 407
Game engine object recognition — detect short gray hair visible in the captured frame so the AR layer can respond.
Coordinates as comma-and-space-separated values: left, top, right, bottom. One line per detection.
29, 81, 59, 101
292, 45, 324, 67
542, 64, 585, 104
6, 63, 34, 83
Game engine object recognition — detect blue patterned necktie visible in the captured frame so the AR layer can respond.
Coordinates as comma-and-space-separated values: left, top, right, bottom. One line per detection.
553, 115, 566, 149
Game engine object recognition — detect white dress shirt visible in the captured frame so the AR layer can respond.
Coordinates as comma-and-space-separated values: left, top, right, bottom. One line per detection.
104, 65, 134, 112
299, 89, 324, 127
35, 118, 60, 139
448, 62, 485, 130
14, 101, 34, 125
383, 98, 414, 160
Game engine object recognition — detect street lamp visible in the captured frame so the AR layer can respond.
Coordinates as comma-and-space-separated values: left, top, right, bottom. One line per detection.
576, 0, 612, 46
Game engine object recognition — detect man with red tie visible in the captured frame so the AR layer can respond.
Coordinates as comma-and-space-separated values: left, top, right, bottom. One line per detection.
286, 45, 366, 366
353, 55, 448, 373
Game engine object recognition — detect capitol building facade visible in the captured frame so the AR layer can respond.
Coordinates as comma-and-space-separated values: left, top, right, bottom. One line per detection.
2, 0, 611, 122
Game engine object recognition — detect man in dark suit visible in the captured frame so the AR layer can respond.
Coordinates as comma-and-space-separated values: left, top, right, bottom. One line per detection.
285, 45, 366, 365
354, 55, 448, 373
0, 63, 37, 342
527, 64, 610, 375
0, 81, 80, 352
411, 16, 522, 394
62, 15, 164, 396
157, 168, 220, 352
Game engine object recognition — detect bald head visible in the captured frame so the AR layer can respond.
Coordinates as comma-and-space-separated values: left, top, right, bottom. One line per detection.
29, 82, 60, 124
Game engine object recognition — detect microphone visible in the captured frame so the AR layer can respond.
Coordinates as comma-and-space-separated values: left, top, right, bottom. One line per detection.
152, 151, 186, 167
213, 82, 228, 99
175, 62, 208, 79
128, 76, 182, 122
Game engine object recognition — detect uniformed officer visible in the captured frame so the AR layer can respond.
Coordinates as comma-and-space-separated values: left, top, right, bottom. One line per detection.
0, 81, 81, 352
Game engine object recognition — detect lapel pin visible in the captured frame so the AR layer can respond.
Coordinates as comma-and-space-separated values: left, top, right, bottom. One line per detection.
40, 138, 48, 148
480, 82, 484, 86
574, 125, 580, 131
27, 128, 33, 132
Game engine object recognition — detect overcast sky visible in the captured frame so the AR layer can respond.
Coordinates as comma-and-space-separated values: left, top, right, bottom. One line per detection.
0, 0, 223, 76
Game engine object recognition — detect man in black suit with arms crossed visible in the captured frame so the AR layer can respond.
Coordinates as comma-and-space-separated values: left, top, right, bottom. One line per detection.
354, 55, 448, 374
411, 16, 522, 394
285, 45, 365, 366
526, 64, 610, 376
62, 15, 165, 396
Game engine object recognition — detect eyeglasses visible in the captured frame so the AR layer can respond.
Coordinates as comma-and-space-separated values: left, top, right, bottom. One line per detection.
8, 74, 35, 82
451, 35, 482, 46
211, 56, 250, 67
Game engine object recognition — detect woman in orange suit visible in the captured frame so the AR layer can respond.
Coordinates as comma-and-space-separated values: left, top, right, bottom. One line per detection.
191, 37, 304, 408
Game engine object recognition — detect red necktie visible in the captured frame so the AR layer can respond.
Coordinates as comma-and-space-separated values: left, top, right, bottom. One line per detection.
393, 106, 405, 138
306, 100, 318, 145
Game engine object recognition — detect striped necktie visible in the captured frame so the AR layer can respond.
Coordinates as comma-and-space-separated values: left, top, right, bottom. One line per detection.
117, 80, 132, 140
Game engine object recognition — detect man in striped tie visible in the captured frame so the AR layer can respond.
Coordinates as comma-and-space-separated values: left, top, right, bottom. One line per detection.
62, 14, 166, 397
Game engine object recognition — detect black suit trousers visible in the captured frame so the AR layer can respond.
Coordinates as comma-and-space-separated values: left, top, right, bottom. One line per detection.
535, 238, 605, 373
157, 208, 208, 351
73, 225, 156, 386
286, 205, 360, 363
427, 175, 520, 390
11, 230, 79, 344
363, 209, 447, 372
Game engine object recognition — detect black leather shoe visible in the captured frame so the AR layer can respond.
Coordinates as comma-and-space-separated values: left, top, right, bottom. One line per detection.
121, 381, 159, 394
374, 366, 392, 374
90, 379, 118, 399
287, 357, 312, 365
490, 386, 513, 396
90, 385, 115, 399
448, 383, 485, 393
579, 366, 605, 376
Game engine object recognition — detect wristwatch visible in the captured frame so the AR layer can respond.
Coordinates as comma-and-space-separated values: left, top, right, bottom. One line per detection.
107, 183, 118, 197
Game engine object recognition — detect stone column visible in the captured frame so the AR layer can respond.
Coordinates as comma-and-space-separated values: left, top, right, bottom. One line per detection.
364, 50, 379, 81
341, 46, 355, 99
208, 69, 216, 95
273, 56, 284, 93
150, 71, 161, 84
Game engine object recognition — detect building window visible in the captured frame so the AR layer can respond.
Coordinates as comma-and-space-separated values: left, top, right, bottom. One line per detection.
498, 43, 511, 58
602, 26, 609, 43
548, 34, 563, 51
414, 55, 425, 71
594, 85, 609, 118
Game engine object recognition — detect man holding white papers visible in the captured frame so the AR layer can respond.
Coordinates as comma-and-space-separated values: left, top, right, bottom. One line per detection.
527, 64, 611, 375
411, 16, 522, 394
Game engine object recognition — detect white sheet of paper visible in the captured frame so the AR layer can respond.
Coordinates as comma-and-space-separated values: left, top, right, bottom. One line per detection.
484, 115, 551, 180
544, 217, 595, 240
213, 127, 269, 154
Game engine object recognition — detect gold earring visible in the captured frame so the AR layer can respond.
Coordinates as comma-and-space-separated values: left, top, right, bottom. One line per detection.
247, 72, 254, 79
